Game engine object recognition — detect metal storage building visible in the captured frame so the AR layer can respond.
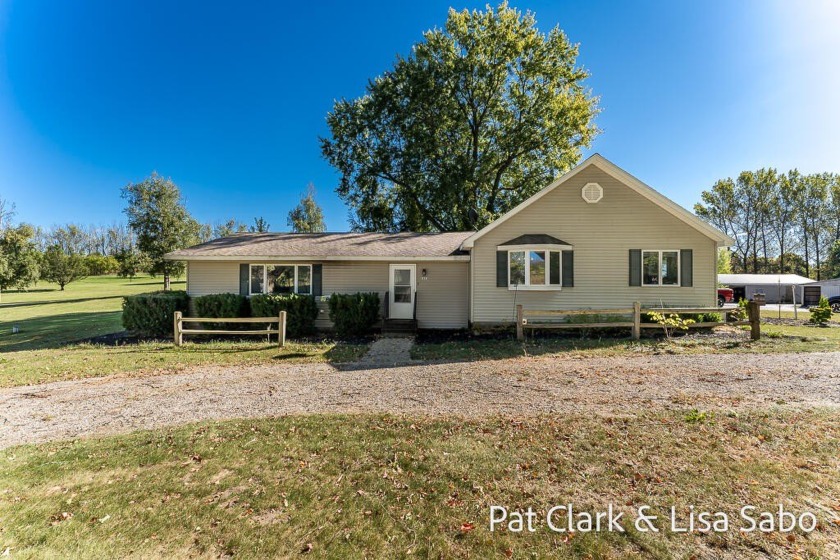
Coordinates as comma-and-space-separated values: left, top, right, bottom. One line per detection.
718, 274, 815, 304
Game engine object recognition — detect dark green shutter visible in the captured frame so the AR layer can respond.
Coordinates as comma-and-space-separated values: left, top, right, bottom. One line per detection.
496, 251, 508, 287
680, 249, 693, 287
561, 250, 574, 287
239, 263, 249, 295
312, 264, 323, 296
549, 251, 561, 285
629, 249, 642, 286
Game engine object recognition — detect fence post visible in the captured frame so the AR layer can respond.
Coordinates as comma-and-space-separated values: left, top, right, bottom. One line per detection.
748, 300, 761, 341
278, 311, 287, 348
632, 301, 641, 340
516, 304, 524, 341
174, 311, 183, 347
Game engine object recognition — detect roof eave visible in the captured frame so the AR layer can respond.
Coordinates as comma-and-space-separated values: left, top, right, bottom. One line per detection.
163, 254, 471, 262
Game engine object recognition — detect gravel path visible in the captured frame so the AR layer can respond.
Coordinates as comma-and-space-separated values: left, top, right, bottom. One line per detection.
353, 336, 415, 367
2, 352, 839, 449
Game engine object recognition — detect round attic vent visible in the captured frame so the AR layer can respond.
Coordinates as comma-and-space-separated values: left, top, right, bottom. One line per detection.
582, 182, 603, 203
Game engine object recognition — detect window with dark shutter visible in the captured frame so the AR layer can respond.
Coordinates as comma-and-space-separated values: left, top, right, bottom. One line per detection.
629, 249, 642, 286
312, 264, 323, 296
239, 263, 249, 296
680, 249, 693, 287
496, 251, 508, 287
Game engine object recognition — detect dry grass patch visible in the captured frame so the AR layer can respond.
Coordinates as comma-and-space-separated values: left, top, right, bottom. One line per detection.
0, 411, 838, 558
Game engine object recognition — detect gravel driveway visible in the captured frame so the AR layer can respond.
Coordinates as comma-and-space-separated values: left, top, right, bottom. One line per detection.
2, 352, 839, 449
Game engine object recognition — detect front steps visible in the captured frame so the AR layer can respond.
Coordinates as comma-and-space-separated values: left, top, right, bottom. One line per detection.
382, 318, 417, 336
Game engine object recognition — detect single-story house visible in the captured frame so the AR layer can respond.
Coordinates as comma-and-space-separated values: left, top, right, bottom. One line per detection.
166, 154, 734, 330
717, 273, 815, 305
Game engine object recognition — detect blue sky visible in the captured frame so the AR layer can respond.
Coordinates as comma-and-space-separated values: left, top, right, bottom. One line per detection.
1, 1, 838, 232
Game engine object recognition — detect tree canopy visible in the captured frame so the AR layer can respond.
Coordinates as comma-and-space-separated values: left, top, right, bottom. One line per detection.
695, 169, 840, 279
0, 224, 41, 292
288, 184, 326, 233
121, 172, 200, 289
321, 3, 598, 232
41, 245, 88, 290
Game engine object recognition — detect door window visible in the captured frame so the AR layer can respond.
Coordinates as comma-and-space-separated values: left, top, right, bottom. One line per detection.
393, 268, 412, 303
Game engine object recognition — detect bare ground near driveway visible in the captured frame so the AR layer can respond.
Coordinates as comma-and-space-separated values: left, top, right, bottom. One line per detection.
2, 351, 839, 449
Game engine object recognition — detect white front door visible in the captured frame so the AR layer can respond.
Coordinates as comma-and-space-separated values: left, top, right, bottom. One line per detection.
389, 264, 416, 319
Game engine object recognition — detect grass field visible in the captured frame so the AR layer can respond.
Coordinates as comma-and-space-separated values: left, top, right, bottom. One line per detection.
1, 411, 838, 559
0, 275, 182, 352
0, 276, 367, 387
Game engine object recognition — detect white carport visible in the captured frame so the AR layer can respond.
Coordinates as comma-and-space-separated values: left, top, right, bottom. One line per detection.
718, 274, 815, 304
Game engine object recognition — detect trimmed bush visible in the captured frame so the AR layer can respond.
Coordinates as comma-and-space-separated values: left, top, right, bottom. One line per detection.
249, 293, 318, 338
122, 291, 189, 337
193, 293, 250, 331
809, 296, 832, 325
328, 292, 380, 337
193, 293, 250, 319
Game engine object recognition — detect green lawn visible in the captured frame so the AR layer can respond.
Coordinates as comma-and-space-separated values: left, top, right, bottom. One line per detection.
0, 276, 367, 387
1, 411, 837, 559
0, 275, 181, 352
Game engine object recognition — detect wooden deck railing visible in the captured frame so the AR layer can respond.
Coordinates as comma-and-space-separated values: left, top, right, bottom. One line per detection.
516, 301, 760, 341
174, 311, 287, 347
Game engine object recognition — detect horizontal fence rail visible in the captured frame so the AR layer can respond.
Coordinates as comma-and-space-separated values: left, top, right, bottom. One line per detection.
174, 311, 287, 347
516, 301, 761, 341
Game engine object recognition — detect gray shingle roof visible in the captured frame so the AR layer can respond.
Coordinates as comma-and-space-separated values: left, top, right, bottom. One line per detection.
165, 232, 473, 260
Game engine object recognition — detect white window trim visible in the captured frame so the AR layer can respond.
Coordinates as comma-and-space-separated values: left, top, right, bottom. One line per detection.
249, 263, 313, 296
507, 248, 563, 291
641, 250, 681, 287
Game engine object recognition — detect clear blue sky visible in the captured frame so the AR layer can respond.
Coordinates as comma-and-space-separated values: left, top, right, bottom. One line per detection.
1, 0, 838, 232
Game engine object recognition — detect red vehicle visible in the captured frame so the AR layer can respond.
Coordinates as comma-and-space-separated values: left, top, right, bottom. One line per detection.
717, 287, 734, 307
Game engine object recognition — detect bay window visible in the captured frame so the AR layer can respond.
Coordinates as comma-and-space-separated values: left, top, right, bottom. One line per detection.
508, 249, 562, 289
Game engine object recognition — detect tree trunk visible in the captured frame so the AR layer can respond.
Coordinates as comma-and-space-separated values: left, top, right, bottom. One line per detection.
803, 231, 810, 278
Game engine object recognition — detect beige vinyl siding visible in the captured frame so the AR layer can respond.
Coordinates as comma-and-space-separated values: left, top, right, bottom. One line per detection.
186, 261, 240, 296
185, 260, 469, 329
318, 261, 468, 329
471, 166, 718, 324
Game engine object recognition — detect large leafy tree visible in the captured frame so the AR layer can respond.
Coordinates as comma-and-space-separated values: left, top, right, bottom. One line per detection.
121, 172, 200, 290
0, 224, 41, 295
321, 3, 599, 232
288, 184, 326, 233
41, 245, 88, 290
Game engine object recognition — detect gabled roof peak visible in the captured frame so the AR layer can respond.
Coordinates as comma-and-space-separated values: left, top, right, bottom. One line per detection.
460, 154, 735, 249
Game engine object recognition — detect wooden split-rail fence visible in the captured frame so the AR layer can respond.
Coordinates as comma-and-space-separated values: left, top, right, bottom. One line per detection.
173, 311, 287, 347
516, 301, 761, 341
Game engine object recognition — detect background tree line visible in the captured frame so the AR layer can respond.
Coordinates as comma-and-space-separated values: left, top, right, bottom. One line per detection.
0, 178, 325, 294
695, 169, 840, 280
